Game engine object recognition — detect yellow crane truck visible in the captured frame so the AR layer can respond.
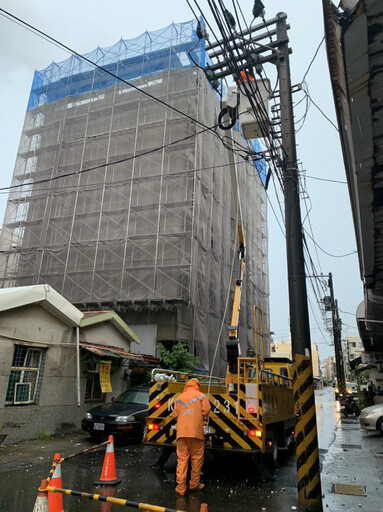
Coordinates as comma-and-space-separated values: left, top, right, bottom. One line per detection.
144, 108, 294, 465
143, 311, 295, 466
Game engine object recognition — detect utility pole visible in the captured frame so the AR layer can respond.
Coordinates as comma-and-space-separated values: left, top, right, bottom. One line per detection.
204, 9, 322, 511
328, 272, 346, 398
276, 13, 322, 511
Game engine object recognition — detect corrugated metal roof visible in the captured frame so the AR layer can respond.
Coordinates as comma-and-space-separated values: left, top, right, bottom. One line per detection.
80, 341, 160, 364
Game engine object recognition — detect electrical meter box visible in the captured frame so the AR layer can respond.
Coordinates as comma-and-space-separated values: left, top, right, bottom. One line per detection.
228, 78, 271, 140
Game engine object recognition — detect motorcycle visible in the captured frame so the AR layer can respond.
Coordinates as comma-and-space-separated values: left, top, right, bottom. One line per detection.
340, 395, 360, 417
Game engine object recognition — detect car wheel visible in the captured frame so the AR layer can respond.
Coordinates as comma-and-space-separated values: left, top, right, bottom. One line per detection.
138, 422, 147, 443
377, 417, 383, 436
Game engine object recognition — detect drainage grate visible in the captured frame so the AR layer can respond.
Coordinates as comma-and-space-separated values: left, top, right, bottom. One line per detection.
333, 483, 366, 497
339, 444, 362, 450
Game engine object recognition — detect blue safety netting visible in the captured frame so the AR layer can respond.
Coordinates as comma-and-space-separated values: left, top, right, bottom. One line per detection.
27, 19, 204, 110
253, 138, 267, 184
27, 18, 266, 184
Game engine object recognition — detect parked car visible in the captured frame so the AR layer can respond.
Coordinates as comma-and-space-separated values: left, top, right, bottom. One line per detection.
359, 403, 383, 435
81, 388, 149, 441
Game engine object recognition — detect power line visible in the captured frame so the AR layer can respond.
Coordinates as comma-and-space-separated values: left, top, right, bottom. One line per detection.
303, 229, 357, 258
304, 174, 347, 184
301, 36, 325, 83
0, 124, 220, 193
0, 8, 251, 160
303, 82, 339, 132
0, 159, 252, 196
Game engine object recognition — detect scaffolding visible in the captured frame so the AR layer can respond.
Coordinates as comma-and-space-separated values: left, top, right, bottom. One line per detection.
0, 20, 269, 372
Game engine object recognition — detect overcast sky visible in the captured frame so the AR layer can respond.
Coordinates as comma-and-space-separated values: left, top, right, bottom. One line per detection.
0, 0, 362, 360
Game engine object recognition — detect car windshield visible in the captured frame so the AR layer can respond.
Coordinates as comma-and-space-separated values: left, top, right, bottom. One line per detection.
114, 389, 149, 405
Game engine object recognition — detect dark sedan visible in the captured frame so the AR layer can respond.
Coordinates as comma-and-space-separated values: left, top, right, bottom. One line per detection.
81, 388, 149, 441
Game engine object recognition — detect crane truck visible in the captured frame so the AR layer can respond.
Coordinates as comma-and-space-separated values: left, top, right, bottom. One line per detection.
143, 100, 295, 465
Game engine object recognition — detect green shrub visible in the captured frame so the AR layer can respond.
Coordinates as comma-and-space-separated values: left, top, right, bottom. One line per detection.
34, 429, 51, 441
158, 343, 200, 373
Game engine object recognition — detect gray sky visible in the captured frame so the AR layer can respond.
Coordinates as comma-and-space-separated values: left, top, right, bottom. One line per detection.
0, 0, 362, 360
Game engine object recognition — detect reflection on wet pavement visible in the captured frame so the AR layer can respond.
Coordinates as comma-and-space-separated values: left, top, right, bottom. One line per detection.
1, 388, 342, 511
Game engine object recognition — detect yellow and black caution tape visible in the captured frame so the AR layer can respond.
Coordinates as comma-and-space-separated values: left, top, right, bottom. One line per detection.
43, 486, 185, 512
293, 353, 322, 511
46, 440, 108, 483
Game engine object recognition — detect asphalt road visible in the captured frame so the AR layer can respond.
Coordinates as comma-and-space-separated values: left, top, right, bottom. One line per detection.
0, 388, 343, 512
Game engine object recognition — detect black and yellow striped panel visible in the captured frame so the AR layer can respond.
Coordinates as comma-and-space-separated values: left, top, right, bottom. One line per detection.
293, 354, 322, 509
209, 393, 262, 451
145, 382, 263, 451
338, 377, 346, 398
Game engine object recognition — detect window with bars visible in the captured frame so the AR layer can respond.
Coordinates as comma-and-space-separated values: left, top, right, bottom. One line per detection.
5, 345, 45, 405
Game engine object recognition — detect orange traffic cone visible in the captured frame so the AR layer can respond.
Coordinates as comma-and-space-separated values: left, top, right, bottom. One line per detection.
228, 378, 235, 394
48, 454, 64, 512
95, 435, 121, 485
32, 479, 48, 512
200, 504, 209, 512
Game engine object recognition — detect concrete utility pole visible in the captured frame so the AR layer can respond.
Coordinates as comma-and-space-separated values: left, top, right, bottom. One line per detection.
328, 272, 346, 397
204, 9, 322, 511
276, 13, 322, 511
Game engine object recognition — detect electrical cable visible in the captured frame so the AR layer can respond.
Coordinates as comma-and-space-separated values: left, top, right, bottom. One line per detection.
304, 174, 347, 184
0, 123, 218, 193
0, 160, 252, 196
301, 36, 325, 84
207, 0, 285, 191
0, 7, 251, 161
303, 229, 357, 258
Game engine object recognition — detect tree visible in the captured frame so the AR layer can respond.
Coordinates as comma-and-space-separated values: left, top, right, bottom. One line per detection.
158, 343, 200, 373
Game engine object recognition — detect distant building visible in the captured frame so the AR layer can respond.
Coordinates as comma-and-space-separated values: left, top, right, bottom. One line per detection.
273, 339, 321, 379
322, 356, 336, 383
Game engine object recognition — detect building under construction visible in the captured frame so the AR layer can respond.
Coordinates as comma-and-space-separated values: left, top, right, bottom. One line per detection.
0, 20, 269, 372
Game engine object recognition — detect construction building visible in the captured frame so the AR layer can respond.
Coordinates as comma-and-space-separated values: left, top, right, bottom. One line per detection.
0, 20, 269, 373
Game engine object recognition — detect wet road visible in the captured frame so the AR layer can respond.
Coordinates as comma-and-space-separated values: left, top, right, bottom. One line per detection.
0, 388, 339, 512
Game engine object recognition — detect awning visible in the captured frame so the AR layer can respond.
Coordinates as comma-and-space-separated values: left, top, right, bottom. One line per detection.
80, 342, 160, 364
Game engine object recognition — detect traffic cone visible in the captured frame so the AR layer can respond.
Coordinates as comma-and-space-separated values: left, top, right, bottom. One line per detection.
95, 435, 121, 485
228, 378, 235, 394
32, 479, 48, 512
48, 454, 64, 512
99, 485, 116, 512
200, 504, 209, 512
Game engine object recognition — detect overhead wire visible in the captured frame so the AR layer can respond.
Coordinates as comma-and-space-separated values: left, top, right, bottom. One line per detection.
205, 0, 285, 192
202, 1, 333, 350
0, 7, 252, 162
0, 160, 252, 196
303, 229, 357, 258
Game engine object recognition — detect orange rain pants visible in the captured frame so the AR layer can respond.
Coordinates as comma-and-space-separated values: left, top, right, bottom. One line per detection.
176, 437, 205, 495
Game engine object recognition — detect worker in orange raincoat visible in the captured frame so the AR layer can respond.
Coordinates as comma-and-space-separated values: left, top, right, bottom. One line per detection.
173, 378, 211, 496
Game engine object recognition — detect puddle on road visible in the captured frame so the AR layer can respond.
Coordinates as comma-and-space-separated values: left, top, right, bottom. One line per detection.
0, 444, 305, 511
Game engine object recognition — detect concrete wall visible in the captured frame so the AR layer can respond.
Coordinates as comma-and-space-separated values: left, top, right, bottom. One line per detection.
0, 306, 130, 444
81, 322, 132, 350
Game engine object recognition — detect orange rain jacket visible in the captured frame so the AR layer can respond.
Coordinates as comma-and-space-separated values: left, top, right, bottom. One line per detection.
173, 378, 211, 440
